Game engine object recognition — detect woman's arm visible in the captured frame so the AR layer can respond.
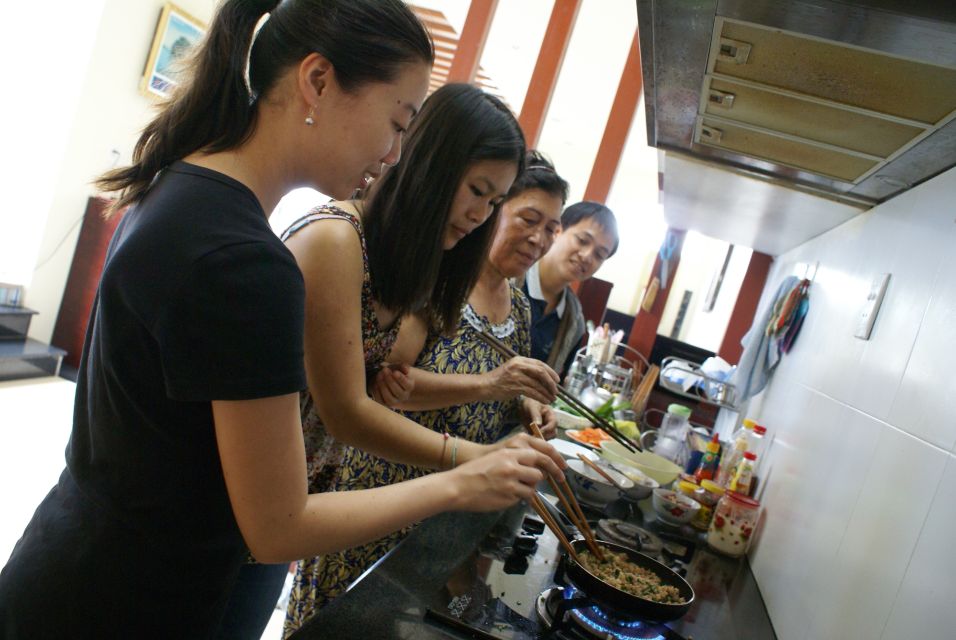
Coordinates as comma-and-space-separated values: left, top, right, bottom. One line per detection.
284, 218, 481, 467
377, 313, 560, 411
213, 393, 556, 563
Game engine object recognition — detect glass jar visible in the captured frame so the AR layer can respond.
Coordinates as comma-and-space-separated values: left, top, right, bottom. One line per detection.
653, 403, 692, 464
691, 480, 725, 531
706, 491, 760, 557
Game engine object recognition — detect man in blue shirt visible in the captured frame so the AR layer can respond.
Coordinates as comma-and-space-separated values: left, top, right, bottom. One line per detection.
519, 202, 618, 377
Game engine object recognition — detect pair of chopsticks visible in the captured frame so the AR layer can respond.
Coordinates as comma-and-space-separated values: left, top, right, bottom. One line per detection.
476, 330, 642, 453
527, 422, 604, 562
530, 494, 581, 563
577, 453, 627, 490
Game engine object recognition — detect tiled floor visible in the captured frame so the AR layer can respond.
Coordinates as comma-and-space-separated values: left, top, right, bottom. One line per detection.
1, 376, 75, 563
0, 376, 289, 640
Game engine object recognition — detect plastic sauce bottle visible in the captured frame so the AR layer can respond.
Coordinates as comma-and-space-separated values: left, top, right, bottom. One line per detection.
749, 424, 767, 471
729, 451, 757, 496
694, 434, 721, 482
715, 419, 755, 487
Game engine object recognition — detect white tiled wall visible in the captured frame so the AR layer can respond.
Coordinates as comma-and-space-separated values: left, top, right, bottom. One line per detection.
744, 167, 956, 640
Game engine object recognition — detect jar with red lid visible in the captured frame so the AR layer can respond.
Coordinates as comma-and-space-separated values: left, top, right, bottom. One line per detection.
706, 491, 760, 557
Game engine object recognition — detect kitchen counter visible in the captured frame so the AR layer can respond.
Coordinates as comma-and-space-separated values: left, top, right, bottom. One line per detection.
289, 492, 776, 639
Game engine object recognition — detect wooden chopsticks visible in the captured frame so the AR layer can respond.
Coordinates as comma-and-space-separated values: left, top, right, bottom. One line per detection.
476, 330, 642, 453
577, 453, 626, 490
529, 494, 581, 564
527, 422, 604, 561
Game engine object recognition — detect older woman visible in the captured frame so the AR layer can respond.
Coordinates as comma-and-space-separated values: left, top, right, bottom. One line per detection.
288, 153, 570, 626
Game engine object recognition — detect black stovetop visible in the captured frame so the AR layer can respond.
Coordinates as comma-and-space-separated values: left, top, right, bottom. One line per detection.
290, 497, 776, 640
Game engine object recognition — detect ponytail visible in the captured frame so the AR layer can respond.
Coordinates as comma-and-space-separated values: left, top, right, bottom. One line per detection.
97, 0, 432, 215
97, 0, 275, 214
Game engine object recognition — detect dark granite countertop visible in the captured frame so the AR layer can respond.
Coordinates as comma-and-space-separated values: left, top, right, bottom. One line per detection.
289, 494, 776, 640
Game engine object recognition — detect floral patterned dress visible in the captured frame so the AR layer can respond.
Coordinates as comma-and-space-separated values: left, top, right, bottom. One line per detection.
280, 204, 401, 496
283, 284, 532, 637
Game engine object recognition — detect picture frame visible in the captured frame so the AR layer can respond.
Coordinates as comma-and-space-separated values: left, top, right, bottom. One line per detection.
140, 3, 207, 99
0, 282, 24, 307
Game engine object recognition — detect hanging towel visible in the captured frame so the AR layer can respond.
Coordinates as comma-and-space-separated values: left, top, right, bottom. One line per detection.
733, 275, 802, 401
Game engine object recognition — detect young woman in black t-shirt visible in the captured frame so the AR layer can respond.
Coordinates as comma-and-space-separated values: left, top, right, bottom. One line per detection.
0, 1, 563, 638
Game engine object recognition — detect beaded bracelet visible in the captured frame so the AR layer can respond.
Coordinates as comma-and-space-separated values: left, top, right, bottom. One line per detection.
450, 436, 460, 469
440, 432, 450, 469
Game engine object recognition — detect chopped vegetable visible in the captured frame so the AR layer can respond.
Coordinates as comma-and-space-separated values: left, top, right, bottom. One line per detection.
569, 428, 612, 447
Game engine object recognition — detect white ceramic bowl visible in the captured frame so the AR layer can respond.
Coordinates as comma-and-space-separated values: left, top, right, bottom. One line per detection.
606, 460, 659, 501
565, 459, 634, 506
652, 488, 701, 526
550, 438, 595, 461
599, 441, 683, 486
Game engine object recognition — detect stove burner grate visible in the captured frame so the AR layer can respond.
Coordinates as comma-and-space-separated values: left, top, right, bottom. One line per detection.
536, 586, 676, 640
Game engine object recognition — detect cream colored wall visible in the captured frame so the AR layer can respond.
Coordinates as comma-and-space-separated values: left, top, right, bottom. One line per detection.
20, 0, 217, 343
744, 166, 956, 639
0, 1, 106, 288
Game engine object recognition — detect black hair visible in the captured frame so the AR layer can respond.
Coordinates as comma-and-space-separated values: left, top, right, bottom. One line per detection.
363, 83, 527, 333
561, 201, 620, 256
504, 150, 569, 204
97, 0, 433, 213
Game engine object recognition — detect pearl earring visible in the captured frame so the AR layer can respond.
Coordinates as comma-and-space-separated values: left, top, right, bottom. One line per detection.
305, 107, 315, 126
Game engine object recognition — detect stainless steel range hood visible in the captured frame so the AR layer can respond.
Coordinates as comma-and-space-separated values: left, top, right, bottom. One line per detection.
637, 0, 956, 206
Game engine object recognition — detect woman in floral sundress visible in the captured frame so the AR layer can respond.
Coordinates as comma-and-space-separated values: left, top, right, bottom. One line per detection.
291, 152, 571, 626
280, 88, 566, 636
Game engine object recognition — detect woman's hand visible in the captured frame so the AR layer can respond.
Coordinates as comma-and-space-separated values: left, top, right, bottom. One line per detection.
369, 363, 415, 407
482, 432, 566, 480
446, 447, 559, 511
481, 357, 559, 405
520, 398, 557, 440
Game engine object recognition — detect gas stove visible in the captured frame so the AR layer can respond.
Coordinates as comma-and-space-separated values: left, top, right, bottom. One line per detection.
535, 587, 685, 640
421, 501, 691, 640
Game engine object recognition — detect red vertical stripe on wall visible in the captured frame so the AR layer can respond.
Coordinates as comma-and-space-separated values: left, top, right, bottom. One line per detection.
518, 0, 582, 148
717, 252, 774, 365
446, 0, 500, 84
583, 29, 642, 204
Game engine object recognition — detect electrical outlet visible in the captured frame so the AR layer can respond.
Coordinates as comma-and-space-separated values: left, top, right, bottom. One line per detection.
855, 273, 890, 340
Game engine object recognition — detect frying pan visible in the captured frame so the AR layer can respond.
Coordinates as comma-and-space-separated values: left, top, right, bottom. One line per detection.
536, 492, 694, 622
564, 538, 694, 621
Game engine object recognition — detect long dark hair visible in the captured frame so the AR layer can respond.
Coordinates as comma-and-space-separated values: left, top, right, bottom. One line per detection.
363, 84, 526, 333
96, 0, 433, 214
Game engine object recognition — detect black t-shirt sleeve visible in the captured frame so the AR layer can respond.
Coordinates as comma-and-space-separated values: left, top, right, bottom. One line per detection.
154, 241, 306, 401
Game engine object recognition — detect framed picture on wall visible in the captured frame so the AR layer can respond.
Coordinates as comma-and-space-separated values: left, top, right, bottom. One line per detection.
140, 3, 207, 99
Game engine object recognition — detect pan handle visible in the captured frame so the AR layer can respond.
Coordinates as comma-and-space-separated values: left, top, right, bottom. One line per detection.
535, 491, 579, 542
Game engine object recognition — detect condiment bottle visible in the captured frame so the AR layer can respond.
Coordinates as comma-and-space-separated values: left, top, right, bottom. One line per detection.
749, 424, 768, 472
729, 451, 757, 496
694, 434, 721, 482
715, 419, 755, 487
691, 480, 725, 531
707, 491, 760, 557
565, 356, 589, 395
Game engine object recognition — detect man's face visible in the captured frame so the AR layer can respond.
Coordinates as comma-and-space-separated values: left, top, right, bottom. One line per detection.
545, 217, 616, 283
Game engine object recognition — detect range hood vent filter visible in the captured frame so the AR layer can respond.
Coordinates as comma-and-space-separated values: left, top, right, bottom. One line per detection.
693, 17, 956, 185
